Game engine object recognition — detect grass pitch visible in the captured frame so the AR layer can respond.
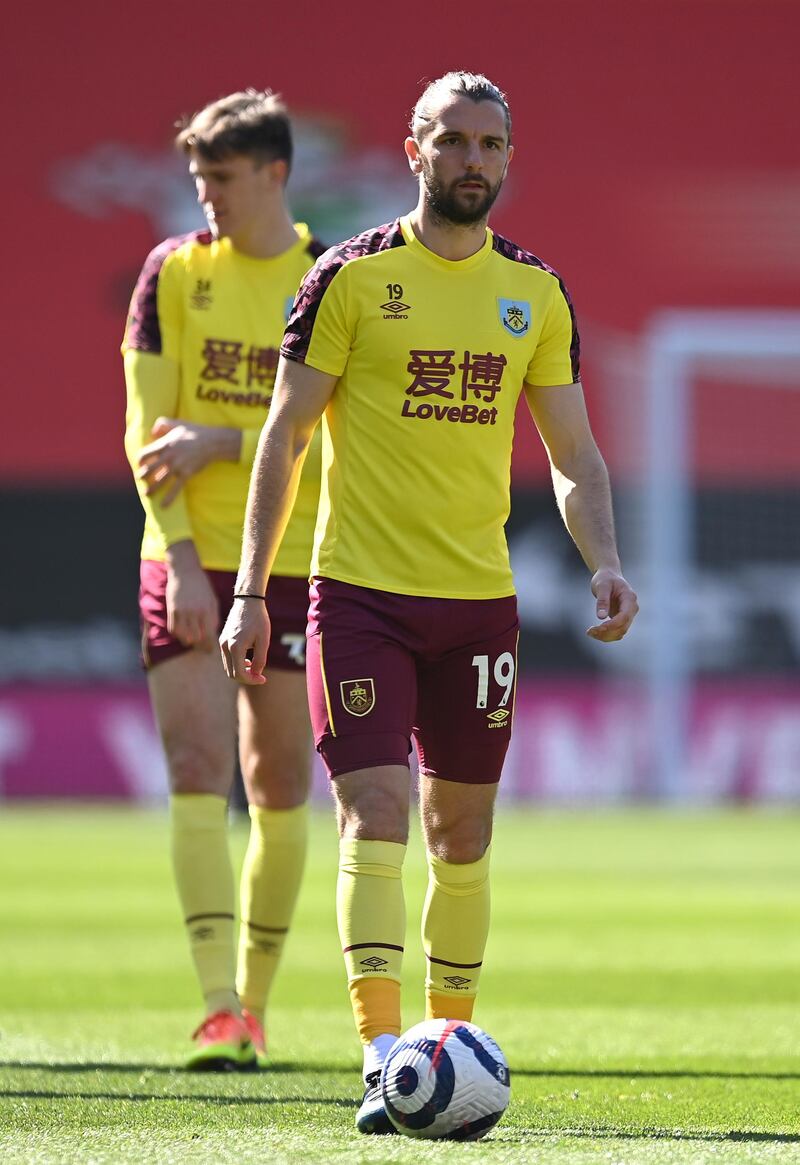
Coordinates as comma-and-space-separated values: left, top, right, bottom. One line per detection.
1, 805, 799, 1164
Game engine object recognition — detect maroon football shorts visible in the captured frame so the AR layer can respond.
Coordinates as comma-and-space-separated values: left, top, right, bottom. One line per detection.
306, 577, 519, 784
139, 560, 310, 672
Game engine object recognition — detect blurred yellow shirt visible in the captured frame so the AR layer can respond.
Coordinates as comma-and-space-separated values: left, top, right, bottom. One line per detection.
281, 216, 580, 599
123, 226, 324, 575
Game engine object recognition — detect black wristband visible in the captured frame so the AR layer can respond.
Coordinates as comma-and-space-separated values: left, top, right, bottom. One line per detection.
233, 593, 266, 601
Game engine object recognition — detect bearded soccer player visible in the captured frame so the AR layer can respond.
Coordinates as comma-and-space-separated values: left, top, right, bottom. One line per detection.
219, 72, 638, 1124
122, 90, 324, 1070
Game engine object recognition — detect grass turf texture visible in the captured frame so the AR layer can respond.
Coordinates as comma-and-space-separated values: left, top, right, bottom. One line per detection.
1, 807, 799, 1164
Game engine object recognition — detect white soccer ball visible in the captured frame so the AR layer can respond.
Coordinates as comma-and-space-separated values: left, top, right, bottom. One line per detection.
380, 1018, 510, 1140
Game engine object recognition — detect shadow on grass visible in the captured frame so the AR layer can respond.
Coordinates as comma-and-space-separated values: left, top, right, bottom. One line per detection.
0, 1088, 355, 1108
3, 1088, 797, 1144
0, 1060, 355, 1075
499, 1129, 800, 1146
512, 1067, 800, 1082
3, 1061, 799, 1082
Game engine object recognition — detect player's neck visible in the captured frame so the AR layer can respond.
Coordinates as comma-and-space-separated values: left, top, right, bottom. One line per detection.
229, 204, 299, 259
407, 205, 489, 262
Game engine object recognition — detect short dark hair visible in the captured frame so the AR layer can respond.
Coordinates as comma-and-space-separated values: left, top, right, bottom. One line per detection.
410, 72, 512, 143
175, 89, 293, 171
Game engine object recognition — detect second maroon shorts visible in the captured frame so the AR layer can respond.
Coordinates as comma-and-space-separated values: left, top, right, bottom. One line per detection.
306, 577, 519, 785
139, 560, 310, 671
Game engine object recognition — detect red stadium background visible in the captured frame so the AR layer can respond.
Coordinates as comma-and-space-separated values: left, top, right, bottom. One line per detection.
2, 0, 798, 800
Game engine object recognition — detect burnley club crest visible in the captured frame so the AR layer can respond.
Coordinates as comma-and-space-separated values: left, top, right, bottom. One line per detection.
498, 298, 531, 337
340, 678, 376, 717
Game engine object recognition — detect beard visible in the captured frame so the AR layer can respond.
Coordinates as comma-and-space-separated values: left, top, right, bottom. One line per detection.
421, 159, 504, 225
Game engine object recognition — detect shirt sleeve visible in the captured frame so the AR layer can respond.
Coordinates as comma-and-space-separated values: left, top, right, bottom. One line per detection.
281, 257, 353, 377
121, 242, 183, 361
123, 350, 194, 550
122, 243, 193, 549
525, 278, 581, 386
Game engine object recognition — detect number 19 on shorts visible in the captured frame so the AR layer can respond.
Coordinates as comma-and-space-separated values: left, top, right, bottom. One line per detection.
471, 652, 516, 709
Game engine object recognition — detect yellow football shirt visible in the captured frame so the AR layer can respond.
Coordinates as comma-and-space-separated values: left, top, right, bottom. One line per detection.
281, 216, 580, 598
123, 225, 324, 575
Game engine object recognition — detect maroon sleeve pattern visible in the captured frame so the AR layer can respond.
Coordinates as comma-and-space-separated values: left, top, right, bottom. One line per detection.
282, 220, 405, 363
124, 230, 211, 353
492, 233, 581, 382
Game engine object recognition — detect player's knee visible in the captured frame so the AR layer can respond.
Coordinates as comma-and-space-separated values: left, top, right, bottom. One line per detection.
424, 814, 492, 864
163, 734, 231, 795
244, 766, 309, 810
241, 745, 310, 808
335, 776, 409, 844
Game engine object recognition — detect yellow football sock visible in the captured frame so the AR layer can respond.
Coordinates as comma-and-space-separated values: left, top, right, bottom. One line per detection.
236, 802, 308, 1021
349, 979, 403, 1045
422, 847, 491, 1022
337, 838, 406, 1042
170, 793, 239, 1016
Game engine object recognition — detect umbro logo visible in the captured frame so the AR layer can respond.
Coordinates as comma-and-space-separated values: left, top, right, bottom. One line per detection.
487, 708, 510, 729
443, 975, 471, 988
360, 956, 388, 969
381, 282, 410, 319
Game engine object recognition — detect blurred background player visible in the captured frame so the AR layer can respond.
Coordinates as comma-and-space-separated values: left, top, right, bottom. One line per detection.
122, 90, 324, 1070
219, 70, 637, 1127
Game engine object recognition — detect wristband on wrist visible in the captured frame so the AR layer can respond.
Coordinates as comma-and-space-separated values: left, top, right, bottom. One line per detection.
233, 593, 266, 601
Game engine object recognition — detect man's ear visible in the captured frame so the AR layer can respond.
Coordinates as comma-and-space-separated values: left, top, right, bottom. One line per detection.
259, 157, 290, 187
404, 135, 423, 175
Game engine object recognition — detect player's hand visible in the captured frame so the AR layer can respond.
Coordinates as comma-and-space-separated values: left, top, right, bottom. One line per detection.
219, 598, 271, 685
165, 542, 218, 651
137, 418, 235, 507
586, 567, 638, 642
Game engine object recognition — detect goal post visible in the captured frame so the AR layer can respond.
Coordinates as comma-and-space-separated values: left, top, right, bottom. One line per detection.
644, 310, 800, 799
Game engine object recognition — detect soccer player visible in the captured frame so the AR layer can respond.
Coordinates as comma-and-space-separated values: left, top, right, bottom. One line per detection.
219, 72, 638, 1125
122, 90, 324, 1070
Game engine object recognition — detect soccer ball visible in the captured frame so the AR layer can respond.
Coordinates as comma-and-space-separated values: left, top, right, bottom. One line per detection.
380, 1018, 510, 1140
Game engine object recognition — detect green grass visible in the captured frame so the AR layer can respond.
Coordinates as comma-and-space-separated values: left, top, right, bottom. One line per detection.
1, 805, 799, 1163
